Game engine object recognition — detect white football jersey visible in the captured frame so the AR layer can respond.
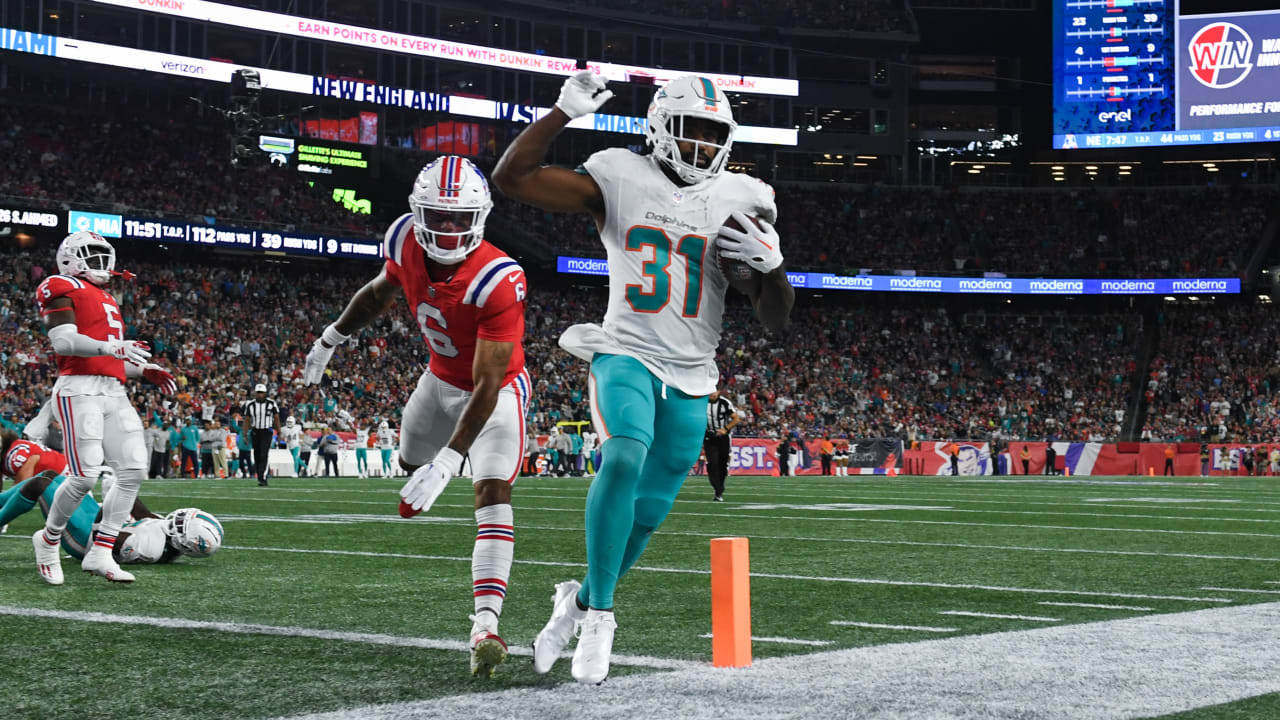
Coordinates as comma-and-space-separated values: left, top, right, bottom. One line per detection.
116, 518, 170, 565
560, 148, 777, 396
356, 428, 369, 448
582, 431, 598, 452
283, 425, 302, 449
377, 427, 396, 449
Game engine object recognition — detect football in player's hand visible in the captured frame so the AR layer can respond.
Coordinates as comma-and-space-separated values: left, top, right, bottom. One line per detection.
718, 214, 765, 297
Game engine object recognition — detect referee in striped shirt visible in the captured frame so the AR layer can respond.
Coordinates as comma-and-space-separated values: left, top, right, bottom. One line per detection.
704, 390, 740, 502
241, 383, 282, 487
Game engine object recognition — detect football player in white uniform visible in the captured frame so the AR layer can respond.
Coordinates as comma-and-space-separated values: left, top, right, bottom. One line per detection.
376, 420, 396, 477
495, 71, 793, 683
282, 416, 304, 476
354, 422, 370, 479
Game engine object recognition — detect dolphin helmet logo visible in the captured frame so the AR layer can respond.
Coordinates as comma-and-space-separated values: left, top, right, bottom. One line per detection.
1188, 22, 1254, 89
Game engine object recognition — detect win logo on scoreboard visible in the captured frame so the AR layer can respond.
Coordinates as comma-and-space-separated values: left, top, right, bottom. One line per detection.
1188, 22, 1254, 89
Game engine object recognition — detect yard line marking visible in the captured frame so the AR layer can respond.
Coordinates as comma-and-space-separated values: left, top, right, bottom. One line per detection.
1038, 602, 1153, 611
283, 602, 1280, 720
696, 633, 832, 647
940, 611, 1061, 622
1201, 586, 1280, 595
0, 605, 694, 670
224, 545, 1235, 603
1266, 581, 1280, 585
828, 621, 957, 633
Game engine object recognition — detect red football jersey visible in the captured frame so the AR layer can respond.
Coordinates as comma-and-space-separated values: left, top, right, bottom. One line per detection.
3, 439, 68, 478
35, 274, 127, 383
383, 213, 526, 391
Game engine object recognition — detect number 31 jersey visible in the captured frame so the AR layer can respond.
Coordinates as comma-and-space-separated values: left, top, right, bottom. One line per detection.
560, 148, 777, 397
35, 274, 128, 384
382, 214, 527, 391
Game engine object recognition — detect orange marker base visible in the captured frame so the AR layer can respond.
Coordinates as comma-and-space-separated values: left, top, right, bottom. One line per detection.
710, 537, 752, 668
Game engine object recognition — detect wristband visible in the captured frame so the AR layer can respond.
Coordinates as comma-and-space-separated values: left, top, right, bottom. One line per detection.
322, 324, 351, 347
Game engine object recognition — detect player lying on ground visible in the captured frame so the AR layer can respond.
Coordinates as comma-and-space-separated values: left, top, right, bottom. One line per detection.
304, 156, 530, 678
0, 469, 222, 565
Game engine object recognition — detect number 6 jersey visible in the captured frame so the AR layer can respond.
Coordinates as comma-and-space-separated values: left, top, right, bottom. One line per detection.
559, 147, 778, 397
382, 214, 527, 391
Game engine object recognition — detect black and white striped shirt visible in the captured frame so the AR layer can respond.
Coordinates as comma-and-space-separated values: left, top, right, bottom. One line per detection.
241, 398, 280, 430
706, 396, 738, 436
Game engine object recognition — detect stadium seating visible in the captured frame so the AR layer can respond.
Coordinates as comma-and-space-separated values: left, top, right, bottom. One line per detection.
6, 246, 1268, 447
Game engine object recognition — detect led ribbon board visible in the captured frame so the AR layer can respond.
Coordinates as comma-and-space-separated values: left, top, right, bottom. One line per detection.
557, 257, 1242, 295
91, 0, 799, 97
0, 29, 797, 146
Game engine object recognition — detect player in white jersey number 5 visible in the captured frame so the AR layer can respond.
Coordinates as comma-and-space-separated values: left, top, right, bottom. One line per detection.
303, 156, 531, 678
495, 71, 793, 684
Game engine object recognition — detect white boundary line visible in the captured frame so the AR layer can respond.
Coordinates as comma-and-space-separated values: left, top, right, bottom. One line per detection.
1038, 602, 1152, 611
939, 611, 1061, 622
219, 545, 1234, 603
828, 621, 957, 633
0, 605, 695, 670
696, 633, 832, 647
1201, 586, 1280, 595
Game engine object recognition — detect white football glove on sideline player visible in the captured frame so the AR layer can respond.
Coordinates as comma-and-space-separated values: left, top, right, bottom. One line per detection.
399, 447, 464, 517
303, 324, 350, 385
555, 70, 614, 120
717, 210, 784, 273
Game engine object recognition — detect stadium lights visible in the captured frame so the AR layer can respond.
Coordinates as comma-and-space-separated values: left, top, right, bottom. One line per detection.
1260, 295, 1273, 303
1207, 167, 1220, 172
972, 165, 986, 169
1051, 165, 1065, 170
1203, 163, 1216, 168
853, 162, 868, 167
1085, 165, 1098, 170
1118, 171, 1131, 176
856, 155, 877, 160
1053, 177, 1065, 181
1164, 296, 1177, 302
968, 169, 981, 174
1119, 165, 1132, 170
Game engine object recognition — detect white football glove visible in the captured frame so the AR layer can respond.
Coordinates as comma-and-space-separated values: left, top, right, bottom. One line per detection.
399, 447, 464, 517
555, 70, 613, 120
716, 211, 783, 274
303, 324, 349, 385
104, 339, 151, 365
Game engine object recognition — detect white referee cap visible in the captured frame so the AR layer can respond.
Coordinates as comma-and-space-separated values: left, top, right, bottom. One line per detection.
254, 383, 267, 393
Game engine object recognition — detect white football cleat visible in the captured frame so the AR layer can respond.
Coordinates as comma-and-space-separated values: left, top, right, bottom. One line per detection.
82, 545, 135, 583
32, 529, 64, 585
533, 580, 585, 674
571, 609, 617, 685
469, 613, 508, 678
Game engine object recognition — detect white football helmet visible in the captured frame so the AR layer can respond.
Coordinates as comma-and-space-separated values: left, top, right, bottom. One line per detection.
408, 155, 493, 264
379, 420, 389, 430
56, 231, 116, 286
286, 416, 296, 427
165, 508, 224, 558
644, 75, 738, 184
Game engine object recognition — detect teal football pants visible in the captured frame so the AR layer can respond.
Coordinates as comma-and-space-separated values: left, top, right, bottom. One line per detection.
0, 474, 97, 560
578, 353, 708, 610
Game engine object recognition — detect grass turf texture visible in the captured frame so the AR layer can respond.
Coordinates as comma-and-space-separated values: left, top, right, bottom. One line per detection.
2, 473, 1279, 719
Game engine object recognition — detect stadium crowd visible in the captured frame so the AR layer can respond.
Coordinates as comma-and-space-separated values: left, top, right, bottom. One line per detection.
7, 242, 1263, 456
518, 184, 1273, 278
0, 104, 383, 238
1142, 306, 1280, 443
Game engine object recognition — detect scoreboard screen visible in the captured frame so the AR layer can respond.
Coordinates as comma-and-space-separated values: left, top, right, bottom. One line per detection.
1053, 2, 1280, 149
257, 135, 376, 179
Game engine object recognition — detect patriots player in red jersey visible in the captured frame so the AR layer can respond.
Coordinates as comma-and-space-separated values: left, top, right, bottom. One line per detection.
31, 231, 178, 585
304, 156, 530, 678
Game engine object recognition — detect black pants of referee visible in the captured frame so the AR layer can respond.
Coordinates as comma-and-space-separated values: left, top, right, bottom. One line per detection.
252, 429, 273, 485
704, 433, 730, 498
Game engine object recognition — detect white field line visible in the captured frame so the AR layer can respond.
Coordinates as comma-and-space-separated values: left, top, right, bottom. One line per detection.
281, 602, 1280, 720
696, 633, 832, 647
1200, 586, 1280, 595
1267, 581, 1280, 585
939, 611, 1061, 622
1038, 602, 1153, 611
131, 494, 1280, 538
220, 545, 1233, 603
828, 621, 957, 633
0, 605, 694, 670
7, 522, 1280, 567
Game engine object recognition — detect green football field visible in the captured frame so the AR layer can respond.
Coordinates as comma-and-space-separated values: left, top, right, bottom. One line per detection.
2, 473, 1280, 719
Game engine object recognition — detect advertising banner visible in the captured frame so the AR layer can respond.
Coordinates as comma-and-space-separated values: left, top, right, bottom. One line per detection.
90, 0, 799, 97
557, 257, 1241, 296
0, 205, 63, 232
1179, 10, 1280, 131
